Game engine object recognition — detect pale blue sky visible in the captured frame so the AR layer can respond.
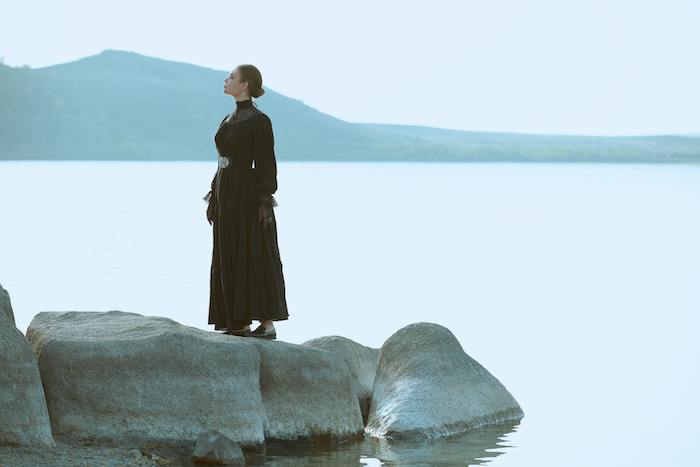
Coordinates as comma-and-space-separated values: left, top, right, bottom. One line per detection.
2, 0, 699, 136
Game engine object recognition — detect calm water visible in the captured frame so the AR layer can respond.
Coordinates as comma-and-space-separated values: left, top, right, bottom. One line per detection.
1, 161, 699, 466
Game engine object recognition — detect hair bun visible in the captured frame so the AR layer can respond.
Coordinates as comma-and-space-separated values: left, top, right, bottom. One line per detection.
237, 65, 264, 98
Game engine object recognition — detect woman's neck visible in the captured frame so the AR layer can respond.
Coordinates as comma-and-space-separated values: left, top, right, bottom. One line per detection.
235, 99, 253, 110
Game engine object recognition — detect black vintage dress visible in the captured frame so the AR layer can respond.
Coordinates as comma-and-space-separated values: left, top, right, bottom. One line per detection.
206, 99, 288, 330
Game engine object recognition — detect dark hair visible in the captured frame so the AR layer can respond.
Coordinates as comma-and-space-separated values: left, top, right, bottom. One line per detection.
237, 64, 265, 98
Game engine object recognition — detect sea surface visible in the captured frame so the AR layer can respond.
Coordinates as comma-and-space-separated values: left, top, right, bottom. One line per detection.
1, 161, 699, 466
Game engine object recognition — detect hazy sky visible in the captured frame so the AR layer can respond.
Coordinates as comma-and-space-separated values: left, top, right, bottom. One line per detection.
2, 0, 699, 136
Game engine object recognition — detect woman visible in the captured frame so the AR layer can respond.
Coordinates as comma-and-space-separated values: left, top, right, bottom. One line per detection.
205, 64, 288, 339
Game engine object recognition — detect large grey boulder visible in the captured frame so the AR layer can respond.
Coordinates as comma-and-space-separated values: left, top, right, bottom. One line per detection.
302, 336, 379, 423
27, 311, 266, 449
365, 322, 524, 440
247, 338, 364, 445
0, 283, 54, 447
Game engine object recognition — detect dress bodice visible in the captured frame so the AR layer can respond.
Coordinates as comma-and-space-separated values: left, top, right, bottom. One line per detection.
211, 99, 277, 206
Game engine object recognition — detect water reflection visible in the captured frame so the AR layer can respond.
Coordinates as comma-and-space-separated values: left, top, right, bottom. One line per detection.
245, 422, 519, 466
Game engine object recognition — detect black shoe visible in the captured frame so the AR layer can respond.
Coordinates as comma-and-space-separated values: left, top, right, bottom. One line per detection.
224, 328, 250, 337
250, 324, 276, 340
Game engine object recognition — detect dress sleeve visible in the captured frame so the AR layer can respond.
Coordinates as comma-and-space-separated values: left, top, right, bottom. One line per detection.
253, 114, 278, 207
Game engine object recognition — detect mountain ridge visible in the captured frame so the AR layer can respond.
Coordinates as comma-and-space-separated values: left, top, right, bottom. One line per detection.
1, 50, 698, 163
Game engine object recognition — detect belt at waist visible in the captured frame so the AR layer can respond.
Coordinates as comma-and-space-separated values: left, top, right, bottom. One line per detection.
218, 156, 252, 170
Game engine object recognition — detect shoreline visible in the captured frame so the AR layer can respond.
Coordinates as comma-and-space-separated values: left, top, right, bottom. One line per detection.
0, 442, 167, 467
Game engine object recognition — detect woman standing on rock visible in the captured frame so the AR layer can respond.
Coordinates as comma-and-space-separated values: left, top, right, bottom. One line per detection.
205, 65, 288, 340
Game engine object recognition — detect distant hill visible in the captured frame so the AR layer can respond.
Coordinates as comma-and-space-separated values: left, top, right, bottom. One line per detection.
363, 124, 700, 163
1, 50, 699, 163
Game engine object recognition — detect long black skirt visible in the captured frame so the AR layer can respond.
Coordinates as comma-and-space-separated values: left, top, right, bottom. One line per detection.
208, 167, 288, 330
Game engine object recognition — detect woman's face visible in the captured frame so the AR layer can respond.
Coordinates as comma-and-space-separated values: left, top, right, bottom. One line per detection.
223, 69, 249, 99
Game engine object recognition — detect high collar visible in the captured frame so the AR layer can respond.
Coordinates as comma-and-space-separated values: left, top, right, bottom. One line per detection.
235, 99, 253, 110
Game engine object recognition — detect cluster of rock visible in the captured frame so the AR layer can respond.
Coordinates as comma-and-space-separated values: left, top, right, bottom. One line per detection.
1, 282, 523, 464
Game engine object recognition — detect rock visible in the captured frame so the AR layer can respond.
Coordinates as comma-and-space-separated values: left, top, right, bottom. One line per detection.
139, 449, 175, 465
190, 430, 244, 465
365, 322, 524, 440
26, 311, 364, 450
0, 283, 54, 447
302, 336, 379, 423
27, 311, 266, 450
0, 284, 14, 325
129, 449, 160, 466
246, 338, 364, 445
128, 448, 173, 466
